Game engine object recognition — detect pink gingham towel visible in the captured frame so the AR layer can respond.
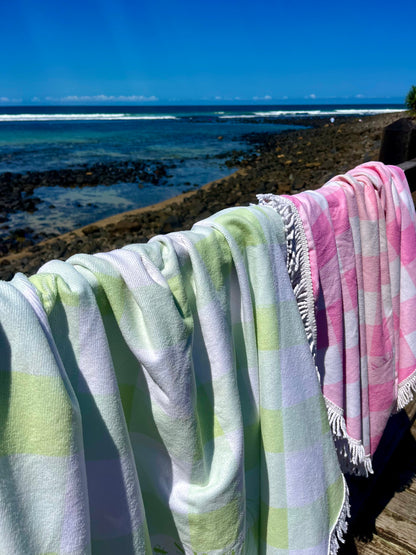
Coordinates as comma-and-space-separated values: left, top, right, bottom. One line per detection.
259, 162, 416, 475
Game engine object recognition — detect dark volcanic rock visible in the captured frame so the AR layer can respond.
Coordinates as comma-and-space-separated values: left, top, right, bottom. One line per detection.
0, 159, 171, 217
379, 117, 416, 165
0, 112, 410, 278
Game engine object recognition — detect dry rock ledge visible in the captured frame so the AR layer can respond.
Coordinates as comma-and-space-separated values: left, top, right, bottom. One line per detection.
0, 112, 408, 280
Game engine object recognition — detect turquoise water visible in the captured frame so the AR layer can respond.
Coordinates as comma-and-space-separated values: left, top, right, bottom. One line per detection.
0, 103, 405, 173
0, 103, 405, 237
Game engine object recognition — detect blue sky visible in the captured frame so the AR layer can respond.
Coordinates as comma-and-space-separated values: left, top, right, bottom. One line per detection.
1, 0, 415, 105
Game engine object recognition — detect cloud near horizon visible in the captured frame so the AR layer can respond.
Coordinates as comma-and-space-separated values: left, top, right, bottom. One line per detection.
0, 96, 23, 103
45, 94, 159, 103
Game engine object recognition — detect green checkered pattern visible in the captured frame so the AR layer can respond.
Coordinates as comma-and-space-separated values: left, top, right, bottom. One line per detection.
0, 205, 347, 554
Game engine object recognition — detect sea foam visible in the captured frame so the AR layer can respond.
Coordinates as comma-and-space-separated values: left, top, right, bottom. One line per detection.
219, 108, 405, 119
0, 114, 178, 122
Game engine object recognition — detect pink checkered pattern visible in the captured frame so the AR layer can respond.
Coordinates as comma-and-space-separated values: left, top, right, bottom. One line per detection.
284, 162, 416, 474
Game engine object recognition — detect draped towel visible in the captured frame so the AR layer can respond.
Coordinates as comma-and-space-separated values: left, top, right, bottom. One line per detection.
259, 161, 416, 476
0, 205, 348, 554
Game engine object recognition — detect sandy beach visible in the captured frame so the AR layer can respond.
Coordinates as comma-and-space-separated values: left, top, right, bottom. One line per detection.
0, 111, 409, 280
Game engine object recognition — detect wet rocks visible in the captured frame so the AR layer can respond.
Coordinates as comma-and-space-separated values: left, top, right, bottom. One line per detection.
0, 159, 172, 217
0, 111, 410, 279
0, 225, 53, 257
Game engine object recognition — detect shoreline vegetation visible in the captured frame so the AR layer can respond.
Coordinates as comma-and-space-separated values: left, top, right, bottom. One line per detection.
0, 111, 409, 280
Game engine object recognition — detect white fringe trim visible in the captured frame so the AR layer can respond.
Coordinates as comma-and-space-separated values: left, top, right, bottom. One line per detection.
325, 396, 373, 477
329, 475, 350, 555
257, 193, 317, 358
397, 368, 416, 410
258, 193, 374, 477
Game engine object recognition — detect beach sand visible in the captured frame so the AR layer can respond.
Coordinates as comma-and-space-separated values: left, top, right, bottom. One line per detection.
0, 112, 409, 280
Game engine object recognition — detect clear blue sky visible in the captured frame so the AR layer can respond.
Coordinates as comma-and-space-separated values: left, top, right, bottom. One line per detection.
1, 0, 415, 105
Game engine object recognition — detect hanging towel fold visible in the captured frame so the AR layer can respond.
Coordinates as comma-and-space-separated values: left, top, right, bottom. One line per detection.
259, 161, 416, 476
0, 205, 348, 554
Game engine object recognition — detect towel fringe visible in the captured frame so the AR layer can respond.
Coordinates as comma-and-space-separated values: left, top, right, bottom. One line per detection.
325, 397, 373, 476
257, 193, 317, 358
258, 193, 374, 477
329, 475, 350, 555
397, 368, 416, 410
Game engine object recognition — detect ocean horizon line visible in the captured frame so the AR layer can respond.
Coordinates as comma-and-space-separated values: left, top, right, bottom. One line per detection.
0, 103, 406, 123
0, 99, 406, 109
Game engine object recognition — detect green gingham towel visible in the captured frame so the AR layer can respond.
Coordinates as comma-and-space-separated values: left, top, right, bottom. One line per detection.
0, 205, 348, 554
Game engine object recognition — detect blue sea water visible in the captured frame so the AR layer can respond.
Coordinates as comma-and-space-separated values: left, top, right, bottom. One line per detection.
0, 103, 405, 238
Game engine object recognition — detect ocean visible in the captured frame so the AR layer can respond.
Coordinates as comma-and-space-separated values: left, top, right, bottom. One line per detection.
0, 103, 405, 239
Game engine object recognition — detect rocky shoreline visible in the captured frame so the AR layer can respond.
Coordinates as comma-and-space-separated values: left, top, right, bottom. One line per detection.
0, 112, 409, 280
0, 142, 259, 253
0, 160, 171, 214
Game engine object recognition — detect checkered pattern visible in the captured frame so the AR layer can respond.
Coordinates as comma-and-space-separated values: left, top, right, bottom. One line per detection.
260, 162, 416, 476
0, 205, 347, 554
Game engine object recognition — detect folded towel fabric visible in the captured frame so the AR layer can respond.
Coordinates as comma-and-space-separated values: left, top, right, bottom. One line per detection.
0, 205, 348, 554
259, 162, 416, 476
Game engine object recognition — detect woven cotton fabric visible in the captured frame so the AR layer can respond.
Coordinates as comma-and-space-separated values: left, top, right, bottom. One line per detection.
259, 162, 416, 475
0, 205, 347, 554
